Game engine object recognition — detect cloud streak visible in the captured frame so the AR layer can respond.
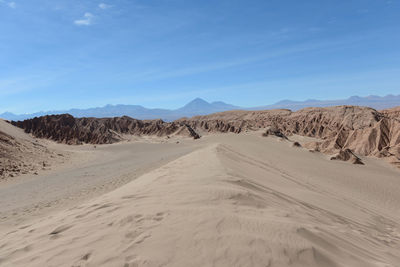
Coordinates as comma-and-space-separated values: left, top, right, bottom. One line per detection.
74, 12, 94, 26
0, 0, 16, 8
113, 34, 369, 83
99, 3, 112, 10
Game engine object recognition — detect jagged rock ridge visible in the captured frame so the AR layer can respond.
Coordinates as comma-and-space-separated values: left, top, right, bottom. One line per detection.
181, 106, 400, 167
11, 114, 200, 145
11, 106, 400, 167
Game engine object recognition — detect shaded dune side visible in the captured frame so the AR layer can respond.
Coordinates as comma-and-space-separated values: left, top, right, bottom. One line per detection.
1, 144, 399, 267
11, 114, 200, 145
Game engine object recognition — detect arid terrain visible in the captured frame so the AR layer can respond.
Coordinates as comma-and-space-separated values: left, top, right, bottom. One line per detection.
1, 106, 400, 267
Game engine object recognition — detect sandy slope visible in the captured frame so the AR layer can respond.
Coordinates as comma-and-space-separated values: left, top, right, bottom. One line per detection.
0, 140, 197, 227
0, 119, 67, 179
1, 133, 400, 267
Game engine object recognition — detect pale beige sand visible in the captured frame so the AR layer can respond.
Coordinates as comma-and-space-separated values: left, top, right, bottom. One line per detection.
1, 133, 400, 266
0, 139, 197, 227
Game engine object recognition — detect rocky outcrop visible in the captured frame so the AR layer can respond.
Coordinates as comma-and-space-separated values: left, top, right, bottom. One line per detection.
11, 106, 400, 167
279, 106, 399, 166
12, 114, 200, 145
182, 106, 400, 167
292, 142, 302, 148
330, 149, 364, 165
381, 107, 400, 119
262, 126, 288, 139
178, 109, 292, 134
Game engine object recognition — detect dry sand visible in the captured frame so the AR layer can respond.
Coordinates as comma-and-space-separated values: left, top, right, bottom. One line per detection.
1, 132, 400, 266
0, 138, 197, 227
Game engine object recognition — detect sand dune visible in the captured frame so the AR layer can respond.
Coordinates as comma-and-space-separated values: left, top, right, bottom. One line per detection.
0, 140, 197, 228
12, 106, 400, 168
1, 133, 400, 267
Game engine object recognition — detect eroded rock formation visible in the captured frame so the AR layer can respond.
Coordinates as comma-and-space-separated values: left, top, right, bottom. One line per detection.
330, 149, 364, 165
11, 106, 400, 167
182, 106, 400, 167
11, 114, 200, 145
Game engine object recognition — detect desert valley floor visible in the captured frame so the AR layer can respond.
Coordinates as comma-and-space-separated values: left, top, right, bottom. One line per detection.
1, 110, 400, 266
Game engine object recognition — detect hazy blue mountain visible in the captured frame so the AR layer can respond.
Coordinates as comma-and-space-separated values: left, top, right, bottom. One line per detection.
174, 98, 240, 118
0, 98, 240, 122
1, 95, 399, 122
251, 94, 400, 111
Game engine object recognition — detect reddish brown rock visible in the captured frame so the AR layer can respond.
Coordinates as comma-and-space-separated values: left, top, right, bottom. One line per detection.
292, 142, 302, 148
11, 106, 400, 167
330, 149, 364, 165
182, 106, 400, 167
12, 114, 201, 145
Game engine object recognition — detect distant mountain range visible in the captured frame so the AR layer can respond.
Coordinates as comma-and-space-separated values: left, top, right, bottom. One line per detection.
1, 94, 399, 121
253, 94, 400, 111
0, 98, 240, 122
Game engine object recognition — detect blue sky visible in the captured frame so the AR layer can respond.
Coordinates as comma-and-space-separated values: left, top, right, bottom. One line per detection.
0, 0, 399, 113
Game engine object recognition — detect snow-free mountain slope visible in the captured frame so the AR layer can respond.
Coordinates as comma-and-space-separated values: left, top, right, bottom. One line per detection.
2, 95, 399, 121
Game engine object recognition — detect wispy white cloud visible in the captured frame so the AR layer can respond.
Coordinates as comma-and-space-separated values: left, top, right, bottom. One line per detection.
113, 29, 383, 84
99, 3, 112, 10
73, 4, 110, 26
74, 12, 94, 26
0, 0, 16, 8
113, 38, 357, 83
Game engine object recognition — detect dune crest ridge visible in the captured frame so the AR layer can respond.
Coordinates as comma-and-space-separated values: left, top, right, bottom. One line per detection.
1, 139, 400, 267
